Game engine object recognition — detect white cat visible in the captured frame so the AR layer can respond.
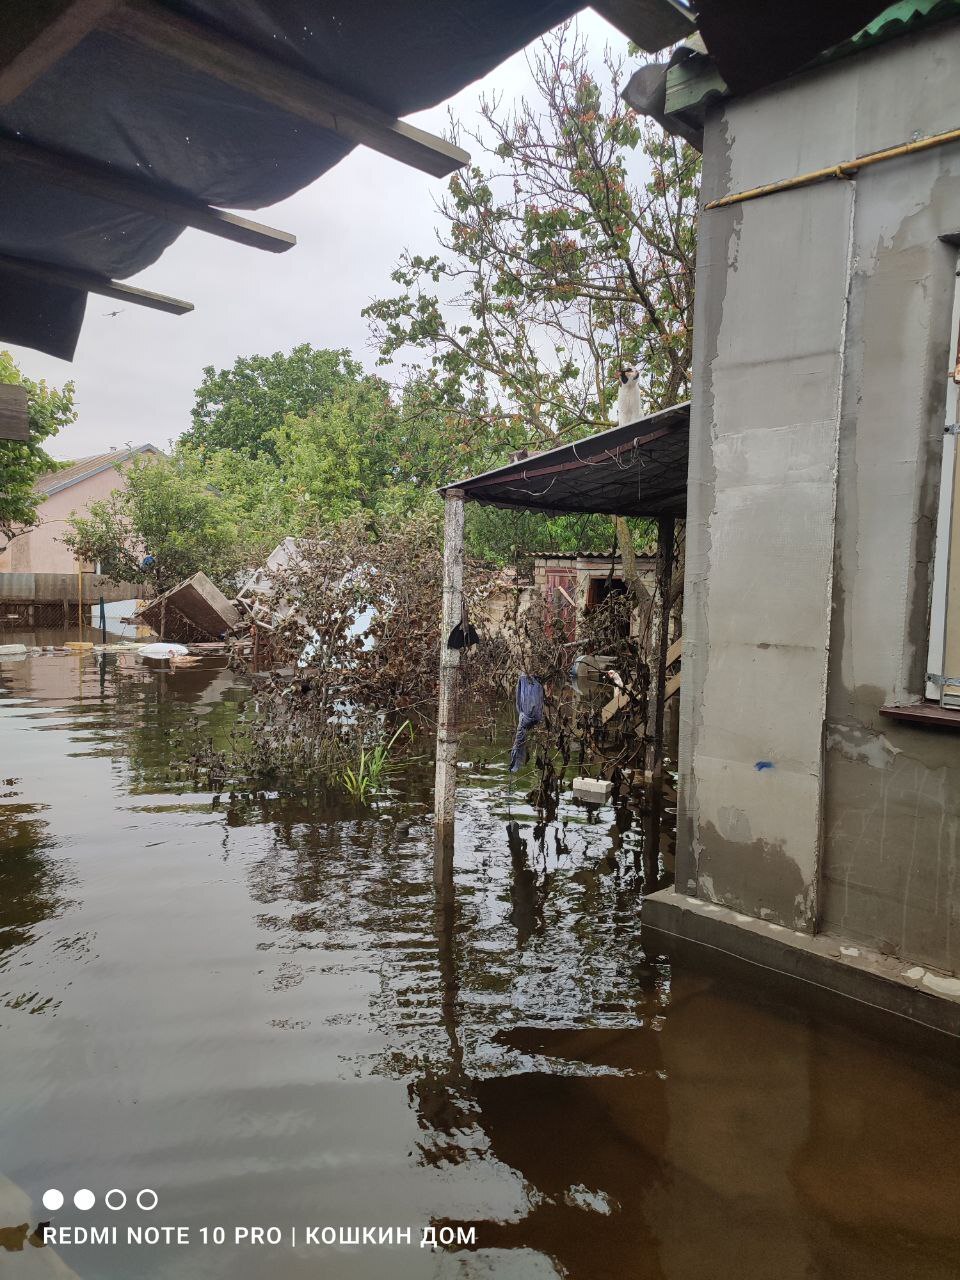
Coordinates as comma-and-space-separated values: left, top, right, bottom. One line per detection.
616, 365, 641, 427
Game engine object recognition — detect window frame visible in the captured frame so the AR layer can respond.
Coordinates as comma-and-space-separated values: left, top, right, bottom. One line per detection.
925, 252, 960, 709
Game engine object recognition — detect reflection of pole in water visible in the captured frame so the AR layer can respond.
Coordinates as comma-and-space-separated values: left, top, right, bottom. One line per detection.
434, 875, 462, 1074
640, 783, 663, 890
407, 876, 474, 1160
506, 820, 538, 948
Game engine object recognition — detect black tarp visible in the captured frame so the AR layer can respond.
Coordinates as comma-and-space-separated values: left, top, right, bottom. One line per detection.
441, 402, 690, 518
0, 0, 578, 359
693, 0, 894, 95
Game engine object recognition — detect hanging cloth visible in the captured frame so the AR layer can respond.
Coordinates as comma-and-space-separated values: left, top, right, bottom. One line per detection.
447, 597, 479, 650
509, 675, 545, 772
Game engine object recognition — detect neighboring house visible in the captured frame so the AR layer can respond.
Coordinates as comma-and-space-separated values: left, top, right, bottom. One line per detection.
482, 554, 656, 641
0, 444, 160, 575
628, 5, 960, 1013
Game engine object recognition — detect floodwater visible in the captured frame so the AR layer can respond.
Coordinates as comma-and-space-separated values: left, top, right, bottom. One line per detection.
1, 648, 960, 1280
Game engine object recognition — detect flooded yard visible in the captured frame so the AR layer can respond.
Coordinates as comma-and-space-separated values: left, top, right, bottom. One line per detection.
2, 647, 960, 1280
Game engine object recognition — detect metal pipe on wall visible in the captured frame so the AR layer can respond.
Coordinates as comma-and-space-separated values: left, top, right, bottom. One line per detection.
705, 124, 960, 211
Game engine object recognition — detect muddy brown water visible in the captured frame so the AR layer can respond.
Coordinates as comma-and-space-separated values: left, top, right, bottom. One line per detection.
1, 649, 959, 1280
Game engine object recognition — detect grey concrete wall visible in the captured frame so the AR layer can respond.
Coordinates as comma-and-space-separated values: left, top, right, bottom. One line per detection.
679, 22, 960, 964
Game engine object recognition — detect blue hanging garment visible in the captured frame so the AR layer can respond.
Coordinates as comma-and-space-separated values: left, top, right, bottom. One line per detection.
509, 675, 545, 772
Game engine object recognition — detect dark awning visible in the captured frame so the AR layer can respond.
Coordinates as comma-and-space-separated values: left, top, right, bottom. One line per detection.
692, 0, 893, 95
441, 402, 689, 518
0, 0, 585, 359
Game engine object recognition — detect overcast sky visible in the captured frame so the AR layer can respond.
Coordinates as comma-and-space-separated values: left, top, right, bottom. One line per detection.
6, 9, 625, 461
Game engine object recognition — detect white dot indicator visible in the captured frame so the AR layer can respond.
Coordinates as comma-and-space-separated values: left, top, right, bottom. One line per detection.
136, 1189, 158, 1211
105, 1189, 126, 1210
42, 1189, 63, 1211
74, 1189, 95, 1211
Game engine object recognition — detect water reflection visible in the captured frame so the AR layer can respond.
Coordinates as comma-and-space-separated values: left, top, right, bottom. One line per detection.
1, 649, 959, 1280
0, 785, 62, 956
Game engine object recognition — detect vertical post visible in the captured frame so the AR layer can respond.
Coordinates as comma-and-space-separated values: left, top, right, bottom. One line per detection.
649, 515, 675, 781
99, 593, 107, 645
76, 562, 84, 640
434, 488, 465, 884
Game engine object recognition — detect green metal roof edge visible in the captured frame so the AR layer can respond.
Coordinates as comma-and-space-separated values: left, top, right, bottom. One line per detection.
664, 0, 960, 120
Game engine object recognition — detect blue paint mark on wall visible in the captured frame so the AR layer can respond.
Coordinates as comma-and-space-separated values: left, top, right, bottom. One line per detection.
755, 760, 774, 771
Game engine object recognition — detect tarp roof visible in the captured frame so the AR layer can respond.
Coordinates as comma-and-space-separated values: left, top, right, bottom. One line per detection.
0, 0, 587, 360
441, 402, 689, 518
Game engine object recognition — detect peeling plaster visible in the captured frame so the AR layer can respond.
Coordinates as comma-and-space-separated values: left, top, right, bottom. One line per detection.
826, 721, 901, 770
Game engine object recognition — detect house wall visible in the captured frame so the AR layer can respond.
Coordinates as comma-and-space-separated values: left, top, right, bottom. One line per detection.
678, 22, 960, 969
0, 463, 133, 576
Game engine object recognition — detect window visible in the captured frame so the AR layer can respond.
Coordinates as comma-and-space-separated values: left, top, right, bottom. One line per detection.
926, 257, 960, 709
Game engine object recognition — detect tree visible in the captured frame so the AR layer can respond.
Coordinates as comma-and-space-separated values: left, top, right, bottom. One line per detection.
364, 24, 699, 568
0, 351, 75, 548
183, 345, 370, 459
64, 453, 251, 593
181, 373, 402, 539
270, 374, 397, 528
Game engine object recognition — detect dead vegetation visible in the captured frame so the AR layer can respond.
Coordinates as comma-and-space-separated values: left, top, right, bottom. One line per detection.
186, 515, 660, 806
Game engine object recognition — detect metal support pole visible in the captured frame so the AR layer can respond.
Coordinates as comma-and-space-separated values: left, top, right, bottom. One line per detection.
649, 515, 675, 780
99, 594, 107, 645
434, 489, 465, 881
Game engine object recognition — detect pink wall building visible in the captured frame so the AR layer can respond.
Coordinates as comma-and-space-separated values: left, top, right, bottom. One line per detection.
0, 445, 160, 575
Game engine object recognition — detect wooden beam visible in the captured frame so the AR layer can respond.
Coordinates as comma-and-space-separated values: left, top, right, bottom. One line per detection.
434, 488, 465, 878
0, 251, 193, 314
0, 135, 296, 253
591, 0, 695, 54
0, 383, 29, 441
601, 688, 630, 726
105, 0, 470, 180
666, 635, 683, 667
648, 516, 675, 779
0, 0, 121, 105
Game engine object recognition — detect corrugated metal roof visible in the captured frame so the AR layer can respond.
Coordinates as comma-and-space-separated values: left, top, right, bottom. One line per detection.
37, 443, 160, 496
441, 403, 690, 518
813, 0, 960, 71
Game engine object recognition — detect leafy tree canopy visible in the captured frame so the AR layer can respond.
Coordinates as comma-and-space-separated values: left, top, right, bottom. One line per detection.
183, 345, 369, 459
0, 351, 75, 546
364, 23, 699, 571
64, 453, 254, 594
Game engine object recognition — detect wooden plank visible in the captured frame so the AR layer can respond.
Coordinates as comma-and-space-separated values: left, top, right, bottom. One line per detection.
879, 702, 960, 730
591, 0, 695, 53
0, 0, 121, 105
105, 1, 470, 179
0, 383, 29, 441
649, 516, 675, 776
434, 489, 465, 878
664, 670, 682, 701
666, 635, 683, 667
601, 688, 630, 725
0, 251, 193, 314
0, 135, 296, 253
